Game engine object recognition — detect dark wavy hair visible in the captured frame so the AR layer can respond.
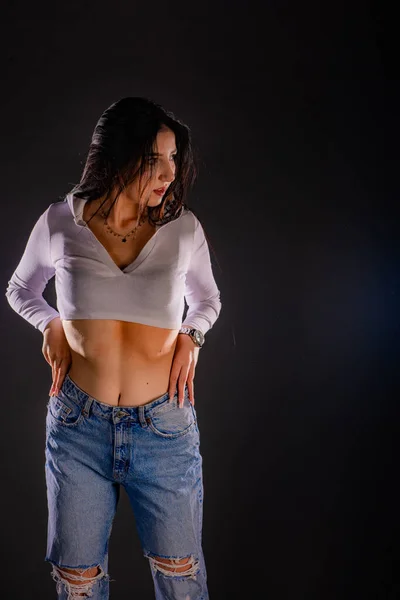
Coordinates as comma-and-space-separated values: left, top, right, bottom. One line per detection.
67, 97, 199, 227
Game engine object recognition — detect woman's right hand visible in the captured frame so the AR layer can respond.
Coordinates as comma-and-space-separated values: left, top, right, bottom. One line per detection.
42, 317, 72, 397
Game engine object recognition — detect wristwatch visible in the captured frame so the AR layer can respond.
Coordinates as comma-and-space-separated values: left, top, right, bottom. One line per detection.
179, 326, 205, 348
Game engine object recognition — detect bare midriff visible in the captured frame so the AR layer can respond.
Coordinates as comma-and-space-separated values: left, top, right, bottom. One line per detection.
62, 319, 179, 407
60, 199, 180, 407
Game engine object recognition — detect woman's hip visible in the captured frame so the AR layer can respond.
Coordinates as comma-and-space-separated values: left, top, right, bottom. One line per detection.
45, 372, 202, 485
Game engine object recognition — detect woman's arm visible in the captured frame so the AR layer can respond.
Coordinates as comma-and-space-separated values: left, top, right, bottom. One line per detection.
5, 206, 61, 333
181, 214, 222, 336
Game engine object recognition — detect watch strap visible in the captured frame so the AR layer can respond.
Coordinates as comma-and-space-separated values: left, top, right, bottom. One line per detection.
179, 326, 205, 347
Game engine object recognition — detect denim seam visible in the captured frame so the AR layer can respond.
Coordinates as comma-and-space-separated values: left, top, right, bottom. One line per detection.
145, 417, 196, 439
47, 400, 85, 428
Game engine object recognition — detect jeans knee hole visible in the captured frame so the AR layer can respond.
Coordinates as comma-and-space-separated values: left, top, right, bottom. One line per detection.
50, 564, 105, 599
147, 554, 200, 578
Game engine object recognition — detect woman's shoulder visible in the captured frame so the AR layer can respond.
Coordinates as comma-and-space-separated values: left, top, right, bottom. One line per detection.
178, 207, 205, 238
46, 197, 74, 224
181, 206, 203, 226
157, 203, 198, 231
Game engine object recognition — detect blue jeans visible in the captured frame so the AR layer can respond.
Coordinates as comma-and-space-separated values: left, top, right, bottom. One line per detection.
44, 373, 208, 599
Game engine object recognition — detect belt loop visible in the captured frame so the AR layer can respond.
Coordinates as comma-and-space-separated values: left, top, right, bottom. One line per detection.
138, 405, 148, 428
82, 397, 93, 418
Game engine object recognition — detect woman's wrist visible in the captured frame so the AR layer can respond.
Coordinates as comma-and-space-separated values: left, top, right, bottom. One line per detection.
43, 317, 62, 333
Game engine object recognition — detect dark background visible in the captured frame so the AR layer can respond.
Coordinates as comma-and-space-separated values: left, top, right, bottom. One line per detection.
1, 1, 395, 599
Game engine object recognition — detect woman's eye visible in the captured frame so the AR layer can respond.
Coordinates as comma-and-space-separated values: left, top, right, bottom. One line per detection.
146, 155, 176, 166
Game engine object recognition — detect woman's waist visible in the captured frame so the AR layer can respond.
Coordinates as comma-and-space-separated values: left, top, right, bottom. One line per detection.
62, 318, 179, 359
68, 352, 174, 407
63, 320, 179, 406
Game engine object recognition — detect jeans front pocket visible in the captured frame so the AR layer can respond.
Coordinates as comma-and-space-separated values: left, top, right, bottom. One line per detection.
47, 389, 85, 428
146, 396, 196, 439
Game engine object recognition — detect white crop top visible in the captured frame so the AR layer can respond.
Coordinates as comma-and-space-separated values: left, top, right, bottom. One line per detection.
5, 193, 222, 335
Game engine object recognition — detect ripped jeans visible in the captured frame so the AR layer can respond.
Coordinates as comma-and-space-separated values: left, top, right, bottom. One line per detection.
45, 373, 208, 599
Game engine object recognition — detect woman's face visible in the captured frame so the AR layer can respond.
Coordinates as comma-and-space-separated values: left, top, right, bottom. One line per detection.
129, 126, 177, 208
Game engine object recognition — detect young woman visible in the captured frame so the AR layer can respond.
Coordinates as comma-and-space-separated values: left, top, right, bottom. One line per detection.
5, 96, 221, 599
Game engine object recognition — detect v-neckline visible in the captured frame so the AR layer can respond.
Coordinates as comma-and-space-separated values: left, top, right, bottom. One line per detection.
70, 194, 185, 276
84, 222, 160, 276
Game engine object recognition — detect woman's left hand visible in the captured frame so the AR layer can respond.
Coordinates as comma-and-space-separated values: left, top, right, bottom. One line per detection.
169, 334, 200, 408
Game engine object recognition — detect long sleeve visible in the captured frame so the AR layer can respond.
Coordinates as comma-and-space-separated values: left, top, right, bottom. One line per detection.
182, 214, 222, 335
5, 206, 60, 333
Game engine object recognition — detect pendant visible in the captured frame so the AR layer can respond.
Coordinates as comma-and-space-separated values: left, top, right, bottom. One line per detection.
122, 238, 127, 243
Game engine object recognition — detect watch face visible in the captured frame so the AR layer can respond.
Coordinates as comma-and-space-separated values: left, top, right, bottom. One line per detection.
194, 330, 204, 345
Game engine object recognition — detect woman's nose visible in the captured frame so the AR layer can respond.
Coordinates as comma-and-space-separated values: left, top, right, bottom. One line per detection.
159, 161, 175, 183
